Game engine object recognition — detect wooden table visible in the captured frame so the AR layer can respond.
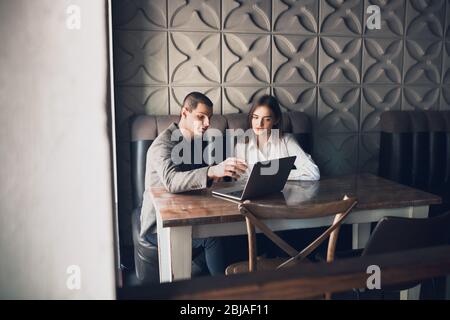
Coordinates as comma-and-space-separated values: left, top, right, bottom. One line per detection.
151, 173, 441, 291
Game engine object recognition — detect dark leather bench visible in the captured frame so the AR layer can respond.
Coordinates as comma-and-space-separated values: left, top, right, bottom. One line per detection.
379, 111, 450, 216
130, 112, 313, 283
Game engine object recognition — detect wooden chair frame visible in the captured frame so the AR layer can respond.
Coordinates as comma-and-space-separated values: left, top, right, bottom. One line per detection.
236, 196, 358, 272
234, 196, 357, 299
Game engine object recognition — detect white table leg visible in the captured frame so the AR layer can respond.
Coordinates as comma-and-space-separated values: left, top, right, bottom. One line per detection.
157, 225, 192, 283
400, 284, 421, 300
446, 276, 450, 300
401, 205, 429, 299
409, 205, 429, 219
352, 223, 371, 250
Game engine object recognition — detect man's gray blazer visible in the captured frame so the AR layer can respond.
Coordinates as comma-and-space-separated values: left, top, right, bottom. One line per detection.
140, 122, 211, 239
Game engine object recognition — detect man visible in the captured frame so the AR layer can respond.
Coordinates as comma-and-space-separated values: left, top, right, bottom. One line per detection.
140, 91, 247, 276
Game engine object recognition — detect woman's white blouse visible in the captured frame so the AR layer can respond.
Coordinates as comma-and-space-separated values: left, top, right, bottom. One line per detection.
235, 133, 320, 181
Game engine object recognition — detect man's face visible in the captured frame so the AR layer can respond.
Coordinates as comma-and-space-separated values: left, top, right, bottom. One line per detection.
183, 103, 212, 137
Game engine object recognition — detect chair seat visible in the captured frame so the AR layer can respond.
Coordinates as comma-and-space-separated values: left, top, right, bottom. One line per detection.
225, 256, 310, 275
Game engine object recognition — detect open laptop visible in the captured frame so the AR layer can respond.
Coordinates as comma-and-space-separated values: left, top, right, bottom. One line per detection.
212, 156, 296, 201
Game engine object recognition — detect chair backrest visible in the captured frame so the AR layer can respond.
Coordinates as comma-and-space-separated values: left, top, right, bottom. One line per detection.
378, 111, 450, 191
362, 211, 450, 257
241, 197, 358, 220
130, 112, 312, 210
361, 211, 450, 292
239, 196, 358, 271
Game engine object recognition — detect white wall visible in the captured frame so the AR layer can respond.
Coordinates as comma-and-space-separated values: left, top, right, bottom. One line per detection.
0, 0, 117, 299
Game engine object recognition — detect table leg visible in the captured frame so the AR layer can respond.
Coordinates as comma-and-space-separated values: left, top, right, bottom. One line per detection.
400, 284, 421, 300
446, 276, 450, 300
157, 225, 192, 283
409, 205, 429, 219
352, 223, 371, 250
402, 206, 429, 299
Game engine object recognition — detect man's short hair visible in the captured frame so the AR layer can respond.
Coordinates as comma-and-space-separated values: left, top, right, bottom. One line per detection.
182, 92, 213, 111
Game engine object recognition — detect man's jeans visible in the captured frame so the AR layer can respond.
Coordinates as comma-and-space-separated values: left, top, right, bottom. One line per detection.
146, 234, 226, 276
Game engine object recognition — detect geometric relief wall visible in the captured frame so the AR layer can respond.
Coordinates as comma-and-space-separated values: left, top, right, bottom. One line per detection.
113, 0, 450, 244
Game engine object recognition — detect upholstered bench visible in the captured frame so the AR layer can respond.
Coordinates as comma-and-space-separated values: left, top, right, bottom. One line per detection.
379, 111, 450, 216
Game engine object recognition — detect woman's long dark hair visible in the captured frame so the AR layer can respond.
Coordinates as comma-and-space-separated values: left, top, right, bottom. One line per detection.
247, 94, 283, 137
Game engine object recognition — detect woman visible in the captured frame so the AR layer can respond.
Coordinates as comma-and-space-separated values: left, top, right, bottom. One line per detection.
235, 94, 320, 181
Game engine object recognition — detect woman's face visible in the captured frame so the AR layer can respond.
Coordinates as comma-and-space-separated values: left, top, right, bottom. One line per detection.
251, 105, 276, 136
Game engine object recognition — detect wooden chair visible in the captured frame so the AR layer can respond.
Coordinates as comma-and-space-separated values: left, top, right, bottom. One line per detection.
225, 195, 358, 276
323, 211, 450, 299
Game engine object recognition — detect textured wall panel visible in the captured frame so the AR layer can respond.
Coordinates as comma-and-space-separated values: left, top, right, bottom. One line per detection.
442, 87, 450, 110
359, 133, 380, 174
363, 38, 403, 84
320, 0, 363, 35
169, 32, 221, 84
319, 37, 362, 84
170, 86, 222, 114
273, 0, 319, 34
114, 31, 168, 85
112, 0, 450, 251
113, 0, 167, 30
404, 38, 442, 85
318, 86, 360, 133
361, 86, 401, 132
273, 35, 318, 84
403, 86, 440, 111
364, 0, 405, 36
314, 134, 359, 176
444, 41, 450, 84
273, 86, 317, 118
116, 86, 169, 117
223, 86, 270, 113
447, 2, 450, 39
115, 86, 169, 142
223, 0, 272, 32
223, 33, 271, 84
169, 0, 221, 30
406, 0, 445, 39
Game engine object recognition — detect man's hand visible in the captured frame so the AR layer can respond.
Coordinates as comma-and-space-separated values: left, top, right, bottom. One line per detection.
208, 157, 248, 180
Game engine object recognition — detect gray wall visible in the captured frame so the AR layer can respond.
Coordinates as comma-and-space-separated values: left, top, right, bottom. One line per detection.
0, 0, 116, 298
112, 0, 450, 246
